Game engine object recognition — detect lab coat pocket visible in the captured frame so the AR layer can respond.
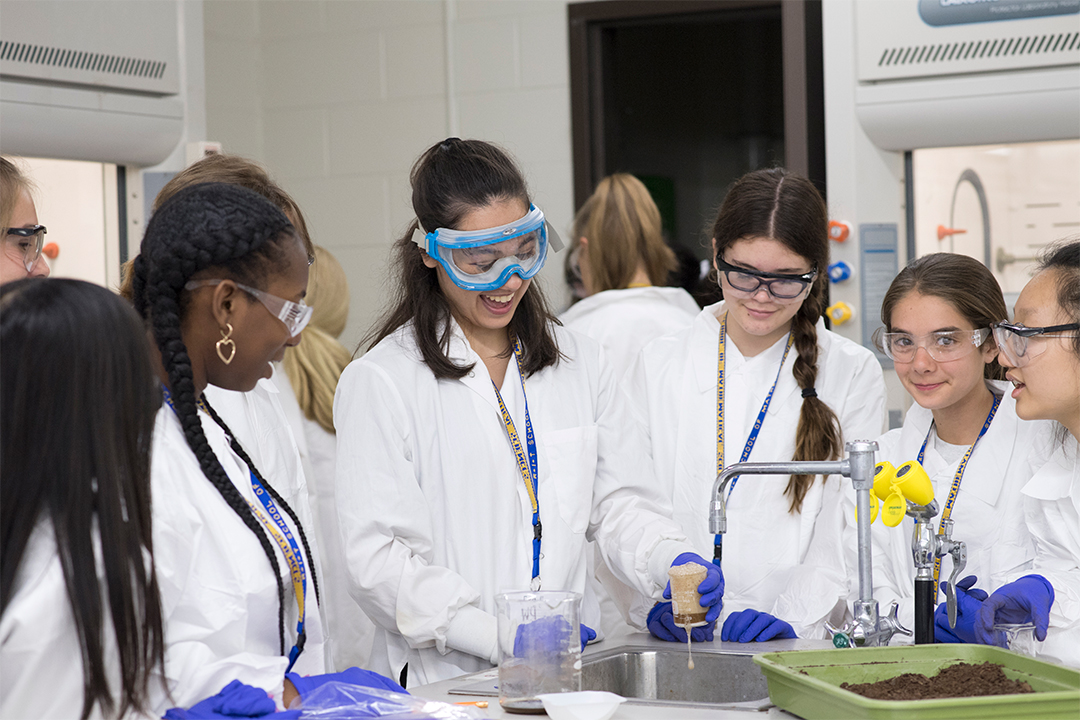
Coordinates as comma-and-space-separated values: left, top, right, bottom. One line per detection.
542, 426, 599, 534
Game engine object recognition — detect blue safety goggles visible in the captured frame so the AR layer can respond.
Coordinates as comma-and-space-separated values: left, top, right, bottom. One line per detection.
411, 204, 564, 292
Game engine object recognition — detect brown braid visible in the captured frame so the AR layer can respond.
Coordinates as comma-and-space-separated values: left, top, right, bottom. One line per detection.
787, 279, 843, 512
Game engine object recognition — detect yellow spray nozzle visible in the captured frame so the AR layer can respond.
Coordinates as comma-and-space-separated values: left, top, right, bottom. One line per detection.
873, 461, 897, 499
894, 460, 934, 506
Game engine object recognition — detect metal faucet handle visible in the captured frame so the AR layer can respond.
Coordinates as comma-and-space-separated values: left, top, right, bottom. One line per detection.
944, 539, 968, 628
882, 600, 912, 639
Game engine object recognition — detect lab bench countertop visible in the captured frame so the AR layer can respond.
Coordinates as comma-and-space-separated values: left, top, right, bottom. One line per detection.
411, 632, 834, 719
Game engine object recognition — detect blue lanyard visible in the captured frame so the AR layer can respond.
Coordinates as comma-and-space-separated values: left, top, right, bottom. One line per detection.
161, 386, 308, 671
714, 313, 794, 555
716, 312, 795, 494
248, 470, 308, 672
491, 338, 542, 590
917, 391, 1001, 587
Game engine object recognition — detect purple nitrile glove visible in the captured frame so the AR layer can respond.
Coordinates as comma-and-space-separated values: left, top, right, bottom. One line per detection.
720, 609, 797, 642
513, 614, 575, 658
933, 575, 988, 644
664, 552, 724, 624
580, 623, 597, 650
162, 680, 301, 719
646, 601, 714, 643
976, 574, 1055, 646
284, 667, 406, 701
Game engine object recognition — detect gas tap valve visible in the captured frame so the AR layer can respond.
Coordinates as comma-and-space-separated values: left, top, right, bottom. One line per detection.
937, 518, 968, 628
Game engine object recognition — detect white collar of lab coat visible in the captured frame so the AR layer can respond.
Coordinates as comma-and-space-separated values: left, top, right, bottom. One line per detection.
893, 380, 1018, 507
443, 314, 507, 410
690, 301, 800, 396
1022, 437, 1080, 503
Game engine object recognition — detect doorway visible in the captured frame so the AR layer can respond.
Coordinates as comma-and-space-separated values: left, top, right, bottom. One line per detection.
569, 1, 825, 263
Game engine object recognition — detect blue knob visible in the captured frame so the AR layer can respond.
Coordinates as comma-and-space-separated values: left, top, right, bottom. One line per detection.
828, 261, 852, 283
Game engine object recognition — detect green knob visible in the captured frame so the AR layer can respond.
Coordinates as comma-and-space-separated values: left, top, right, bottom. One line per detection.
833, 632, 851, 649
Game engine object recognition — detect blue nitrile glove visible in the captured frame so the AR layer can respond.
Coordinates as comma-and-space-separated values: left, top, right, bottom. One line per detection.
720, 609, 797, 642
976, 574, 1055, 646
647, 601, 714, 643
663, 552, 724, 624
513, 614, 575, 657
933, 575, 988, 644
285, 667, 407, 701
580, 623, 597, 650
163, 680, 301, 719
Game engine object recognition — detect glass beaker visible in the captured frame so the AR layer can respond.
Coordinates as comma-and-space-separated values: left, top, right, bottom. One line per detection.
991, 623, 1038, 657
496, 591, 583, 714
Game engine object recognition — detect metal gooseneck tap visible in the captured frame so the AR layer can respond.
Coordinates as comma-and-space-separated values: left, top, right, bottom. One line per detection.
709, 440, 910, 647
909, 500, 967, 644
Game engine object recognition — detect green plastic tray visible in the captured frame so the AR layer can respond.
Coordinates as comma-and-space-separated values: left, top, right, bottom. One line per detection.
753, 644, 1080, 719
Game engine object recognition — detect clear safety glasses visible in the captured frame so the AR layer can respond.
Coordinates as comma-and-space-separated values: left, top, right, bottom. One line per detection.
991, 321, 1080, 367
881, 328, 991, 363
716, 257, 816, 301
4, 225, 47, 272
412, 204, 564, 292
185, 279, 313, 337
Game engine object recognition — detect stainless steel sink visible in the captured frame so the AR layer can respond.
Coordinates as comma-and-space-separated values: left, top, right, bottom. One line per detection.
581, 644, 771, 708
447, 643, 774, 711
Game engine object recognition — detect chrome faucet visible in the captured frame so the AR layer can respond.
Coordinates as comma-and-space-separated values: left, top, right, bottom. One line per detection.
709, 440, 910, 647
909, 501, 967, 643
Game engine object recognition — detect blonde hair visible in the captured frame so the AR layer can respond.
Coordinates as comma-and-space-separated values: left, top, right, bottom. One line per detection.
1, 157, 35, 231
572, 173, 675, 292
282, 246, 351, 434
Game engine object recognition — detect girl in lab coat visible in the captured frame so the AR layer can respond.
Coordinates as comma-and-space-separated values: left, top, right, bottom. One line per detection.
1, 156, 51, 281
627, 167, 886, 643
121, 154, 320, 544
334, 138, 720, 686
1, 278, 164, 719
812, 253, 1052, 644
560, 173, 699, 379
977, 239, 1080, 668
131, 182, 327, 710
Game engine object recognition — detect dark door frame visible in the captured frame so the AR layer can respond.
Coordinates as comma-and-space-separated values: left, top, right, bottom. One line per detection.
568, 0, 825, 209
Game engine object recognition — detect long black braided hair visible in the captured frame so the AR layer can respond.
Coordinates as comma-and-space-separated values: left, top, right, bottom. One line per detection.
131, 181, 319, 656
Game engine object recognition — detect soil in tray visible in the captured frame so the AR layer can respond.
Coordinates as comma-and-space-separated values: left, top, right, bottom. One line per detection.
840, 661, 1034, 700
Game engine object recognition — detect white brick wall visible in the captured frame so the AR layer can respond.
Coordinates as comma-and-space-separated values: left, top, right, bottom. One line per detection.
205, 0, 574, 353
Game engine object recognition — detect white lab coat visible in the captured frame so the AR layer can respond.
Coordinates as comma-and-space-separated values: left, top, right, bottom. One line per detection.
626, 301, 886, 629
1019, 436, 1080, 668
813, 382, 1052, 641
1, 522, 156, 720
560, 286, 700, 380
271, 367, 377, 672
333, 319, 695, 686
149, 400, 326, 712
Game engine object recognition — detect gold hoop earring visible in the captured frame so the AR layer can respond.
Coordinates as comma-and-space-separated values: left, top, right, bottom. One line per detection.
216, 323, 236, 365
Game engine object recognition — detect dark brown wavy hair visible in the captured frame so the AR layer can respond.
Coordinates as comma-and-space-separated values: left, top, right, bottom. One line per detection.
364, 138, 562, 378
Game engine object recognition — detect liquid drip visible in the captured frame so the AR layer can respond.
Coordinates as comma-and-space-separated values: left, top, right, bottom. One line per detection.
681, 624, 694, 670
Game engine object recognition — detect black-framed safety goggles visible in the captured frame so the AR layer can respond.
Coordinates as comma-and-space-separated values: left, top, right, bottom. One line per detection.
992, 320, 1080, 367
4, 225, 47, 272
716, 257, 817, 300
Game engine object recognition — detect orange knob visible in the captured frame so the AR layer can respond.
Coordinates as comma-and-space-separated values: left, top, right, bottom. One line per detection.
937, 225, 967, 241
828, 220, 850, 243
43, 242, 60, 259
